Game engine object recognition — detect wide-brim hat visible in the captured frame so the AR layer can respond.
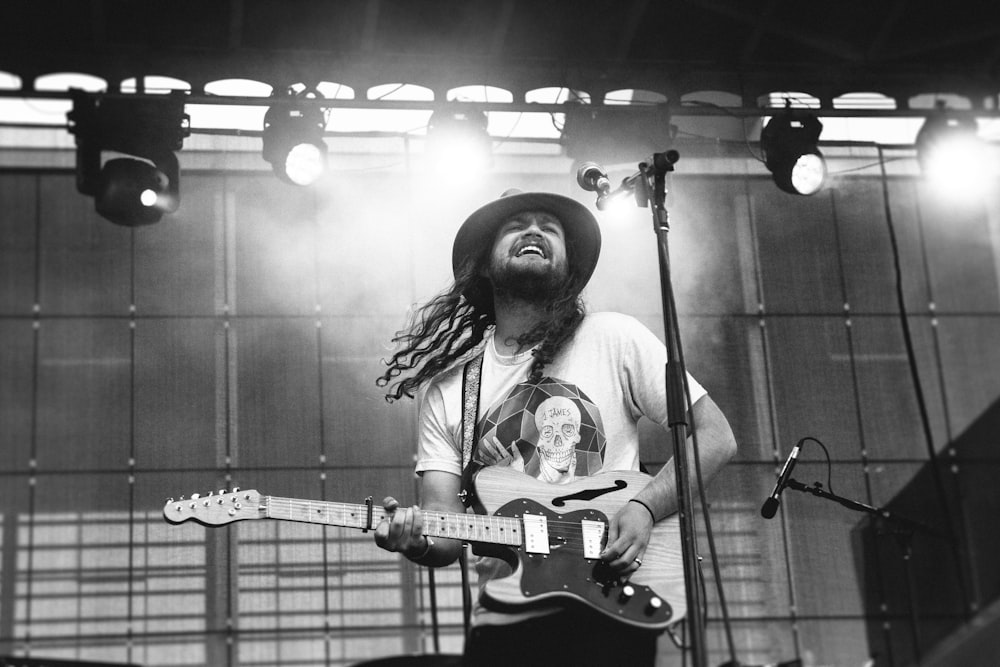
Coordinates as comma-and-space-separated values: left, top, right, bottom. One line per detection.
451, 189, 602, 292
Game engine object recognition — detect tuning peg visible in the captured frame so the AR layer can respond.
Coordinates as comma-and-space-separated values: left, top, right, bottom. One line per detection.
191, 493, 200, 499
219, 489, 226, 495
233, 487, 240, 493
166, 497, 174, 503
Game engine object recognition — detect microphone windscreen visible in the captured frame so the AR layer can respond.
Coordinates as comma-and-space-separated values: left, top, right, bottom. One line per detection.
760, 497, 779, 519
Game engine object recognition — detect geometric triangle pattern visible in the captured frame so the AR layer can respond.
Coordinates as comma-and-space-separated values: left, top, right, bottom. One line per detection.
475, 376, 607, 478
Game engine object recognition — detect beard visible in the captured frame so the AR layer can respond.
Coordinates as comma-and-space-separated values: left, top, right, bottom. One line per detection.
487, 256, 570, 305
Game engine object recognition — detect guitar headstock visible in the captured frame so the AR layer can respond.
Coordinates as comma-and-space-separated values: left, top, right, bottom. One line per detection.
163, 488, 262, 526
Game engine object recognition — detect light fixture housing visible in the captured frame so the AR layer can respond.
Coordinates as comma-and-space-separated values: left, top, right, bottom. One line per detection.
96, 155, 178, 226
426, 107, 492, 173
561, 103, 675, 165
262, 94, 328, 186
915, 104, 988, 196
68, 90, 189, 226
761, 109, 826, 195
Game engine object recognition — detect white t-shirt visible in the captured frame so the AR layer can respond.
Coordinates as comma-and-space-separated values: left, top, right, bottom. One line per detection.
414, 311, 707, 624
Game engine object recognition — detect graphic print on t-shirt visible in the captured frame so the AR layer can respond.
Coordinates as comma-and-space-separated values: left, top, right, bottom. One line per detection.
474, 377, 607, 484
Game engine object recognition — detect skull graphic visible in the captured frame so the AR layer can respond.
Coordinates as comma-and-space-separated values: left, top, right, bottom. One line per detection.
534, 396, 581, 480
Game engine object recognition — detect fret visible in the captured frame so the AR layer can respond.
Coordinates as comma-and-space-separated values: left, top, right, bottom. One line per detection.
261, 496, 521, 546
266, 497, 384, 530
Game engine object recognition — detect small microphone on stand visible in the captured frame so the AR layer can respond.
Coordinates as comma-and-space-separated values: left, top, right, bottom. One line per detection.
760, 441, 802, 519
576, 162, 611, 195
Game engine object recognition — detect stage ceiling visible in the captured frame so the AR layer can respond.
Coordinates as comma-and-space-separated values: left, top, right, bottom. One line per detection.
2, 0, 999, 111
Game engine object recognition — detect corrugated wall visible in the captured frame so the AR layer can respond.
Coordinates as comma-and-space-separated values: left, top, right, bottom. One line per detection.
1, 154, 998, 666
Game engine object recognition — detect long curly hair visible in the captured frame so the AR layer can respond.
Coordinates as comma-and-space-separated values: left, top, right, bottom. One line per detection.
377, 247, 587, 402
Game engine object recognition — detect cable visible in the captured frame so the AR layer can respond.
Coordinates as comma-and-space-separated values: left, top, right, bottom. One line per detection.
794, 436, 835, 494
876, 145, 972, 615
665, 253, 739, 666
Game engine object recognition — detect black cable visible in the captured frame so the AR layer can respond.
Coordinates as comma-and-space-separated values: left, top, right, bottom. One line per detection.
795, 436, 835, 495
664, 253, 739, 665
876, 145, 971, 615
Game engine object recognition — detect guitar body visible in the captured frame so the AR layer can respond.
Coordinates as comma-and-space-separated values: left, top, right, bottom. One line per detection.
469, 466, 686, 630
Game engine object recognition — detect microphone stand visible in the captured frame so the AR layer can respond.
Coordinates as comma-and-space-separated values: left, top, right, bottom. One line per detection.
623, 151, 709, 667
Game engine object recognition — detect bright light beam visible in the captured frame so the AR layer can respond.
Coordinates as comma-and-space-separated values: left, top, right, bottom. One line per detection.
921, 133, 993, 199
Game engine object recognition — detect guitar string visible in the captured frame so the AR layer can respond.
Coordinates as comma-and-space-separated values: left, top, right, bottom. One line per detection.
267, 497, 611, 531
267, 498, 610, 525
265, 497, 603, 549
267, 497, 616, 524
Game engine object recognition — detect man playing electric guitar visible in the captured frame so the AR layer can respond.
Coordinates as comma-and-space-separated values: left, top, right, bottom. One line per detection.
374, 190, 738, 666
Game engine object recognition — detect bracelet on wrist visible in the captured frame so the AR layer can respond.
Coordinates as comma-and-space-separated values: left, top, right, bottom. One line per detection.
628, 498, 657, 523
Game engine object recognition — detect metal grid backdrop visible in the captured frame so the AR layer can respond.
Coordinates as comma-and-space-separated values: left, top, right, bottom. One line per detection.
1, 140, 999, 667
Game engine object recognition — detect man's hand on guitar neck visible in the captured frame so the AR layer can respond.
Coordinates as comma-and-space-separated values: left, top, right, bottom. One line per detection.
374, 497, 430, 561
373, 471, 465, 568
600, 500, 653, 576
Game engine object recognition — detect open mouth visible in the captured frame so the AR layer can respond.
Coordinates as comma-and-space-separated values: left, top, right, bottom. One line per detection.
515, 244, 546, 259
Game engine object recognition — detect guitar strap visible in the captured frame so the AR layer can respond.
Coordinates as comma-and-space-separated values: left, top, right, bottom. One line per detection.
458, 350, 484, 639
460, 352, 485, 481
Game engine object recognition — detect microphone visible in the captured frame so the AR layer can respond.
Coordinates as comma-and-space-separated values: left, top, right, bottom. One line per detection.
760, 441, 802, 519
576, 162, 611, 195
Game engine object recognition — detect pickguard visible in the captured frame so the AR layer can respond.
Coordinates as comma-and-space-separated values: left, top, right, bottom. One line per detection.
491, 498, 673, 627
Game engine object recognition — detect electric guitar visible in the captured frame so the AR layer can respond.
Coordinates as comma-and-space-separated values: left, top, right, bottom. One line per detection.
163, 466, 685, 630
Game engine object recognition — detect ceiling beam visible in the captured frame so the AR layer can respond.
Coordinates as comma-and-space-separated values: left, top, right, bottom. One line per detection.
874, 24, 1000, 62
7, 89, 997, 119
360, 0, 382, 53
691, 0, 866, 63
613, 0, 649, 61
489, 0, 517, 58
228, 0, 244, 50
90, 0, 106, 47
738, 0, 780, 64
864, 0, 906, 60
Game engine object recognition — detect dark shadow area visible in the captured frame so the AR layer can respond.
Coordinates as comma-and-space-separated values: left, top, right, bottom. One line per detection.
854, 395, 1000, 667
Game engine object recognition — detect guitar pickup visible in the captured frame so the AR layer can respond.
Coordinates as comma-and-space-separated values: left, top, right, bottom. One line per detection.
523, 513, 550, 554
580, 519, 604, 560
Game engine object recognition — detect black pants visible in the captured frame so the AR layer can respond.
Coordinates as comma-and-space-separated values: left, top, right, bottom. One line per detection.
463, 609, 659, 667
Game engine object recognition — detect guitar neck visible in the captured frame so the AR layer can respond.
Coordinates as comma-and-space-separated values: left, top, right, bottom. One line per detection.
263, 496, 522, 547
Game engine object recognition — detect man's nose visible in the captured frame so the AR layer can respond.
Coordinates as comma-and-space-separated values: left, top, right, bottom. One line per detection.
522, 220, 546, 235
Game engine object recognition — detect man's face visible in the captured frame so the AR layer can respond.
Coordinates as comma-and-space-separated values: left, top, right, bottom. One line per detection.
485, 211, 569, 299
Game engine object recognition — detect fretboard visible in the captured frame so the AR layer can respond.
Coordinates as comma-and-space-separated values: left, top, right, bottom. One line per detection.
263, 496, 522, 546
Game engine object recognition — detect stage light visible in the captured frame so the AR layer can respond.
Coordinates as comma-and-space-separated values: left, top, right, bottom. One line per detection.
915, 104, 989, 197
561, 103, 675, 166
761, 108, 826, 195
426, 108, 492, 175
96, 156, 178, 226
68, 90, 189, 226
262, 94, 328, 186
